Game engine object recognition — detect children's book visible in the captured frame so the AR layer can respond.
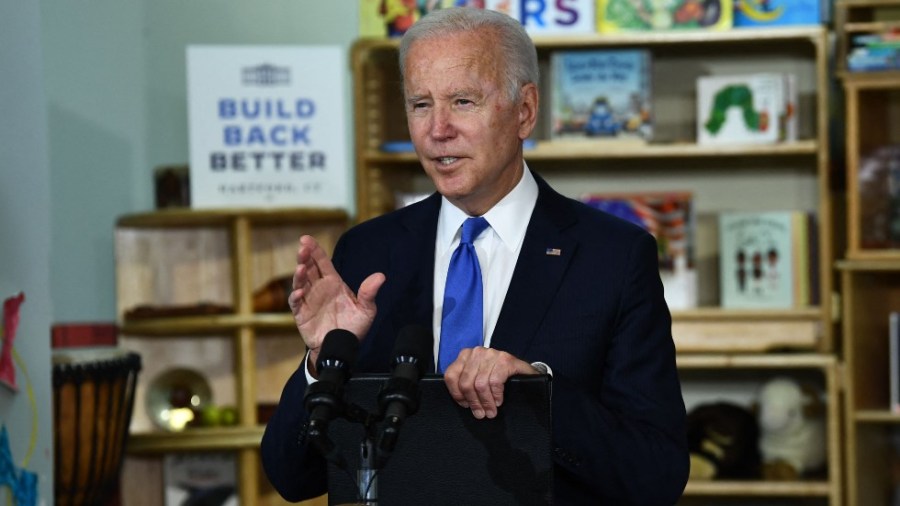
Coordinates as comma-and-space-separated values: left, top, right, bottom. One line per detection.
719, 210, 817, 309
582, 191, 697, 309
360, 1, 594, 38
359, 0, 430, 38
164, 452, 239, 506
597, 0, 733, 32
733, 0, 821, 27
513, 0, 595, 35
551, 49, 652, 141
697, 73, 795, 145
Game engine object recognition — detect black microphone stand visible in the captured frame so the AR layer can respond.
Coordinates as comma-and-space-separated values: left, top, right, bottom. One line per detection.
314, 325, 431, 504
335, 376, 419, 504
357, 436, 378, 505
341, 400, 381, 505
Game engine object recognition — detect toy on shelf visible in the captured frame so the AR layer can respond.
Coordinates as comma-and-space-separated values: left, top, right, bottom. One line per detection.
755, 376, 827, 480
686, 401, 761, 480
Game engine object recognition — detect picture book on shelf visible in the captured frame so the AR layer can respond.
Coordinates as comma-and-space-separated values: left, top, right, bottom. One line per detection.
581, 191, 696, 309
551, 49, 652, 142
696, 73, 797, 145
164, 452, 238, 506
848, 33, 900, 72
718, 210, 817, 309
360, 0, 594, 38
597, 0, 733, 32
733, 0, 821, 27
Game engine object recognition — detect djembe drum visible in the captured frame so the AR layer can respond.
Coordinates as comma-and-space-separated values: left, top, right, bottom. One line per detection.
52, 348, 141, 506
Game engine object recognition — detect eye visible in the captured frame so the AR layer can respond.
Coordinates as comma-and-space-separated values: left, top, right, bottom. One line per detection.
456, 98, 474, 107
407, 99, 430, 113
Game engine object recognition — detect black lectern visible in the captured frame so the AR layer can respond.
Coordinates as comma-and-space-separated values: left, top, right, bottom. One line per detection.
325, 375, 552, 506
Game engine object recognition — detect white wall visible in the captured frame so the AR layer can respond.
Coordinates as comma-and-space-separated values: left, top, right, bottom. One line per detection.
0, 1, 55, 502
40, 0, 361, 322
0, 2, 364, 503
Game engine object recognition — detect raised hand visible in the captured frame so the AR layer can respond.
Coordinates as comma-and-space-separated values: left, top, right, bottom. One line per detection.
288, 235, 386, 372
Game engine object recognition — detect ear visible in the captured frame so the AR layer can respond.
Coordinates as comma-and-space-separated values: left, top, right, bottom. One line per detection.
800, 383, 825, 417
517, 82, 539, 140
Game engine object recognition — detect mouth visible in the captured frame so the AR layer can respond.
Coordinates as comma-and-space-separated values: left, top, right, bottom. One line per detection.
435, 156, 459, 166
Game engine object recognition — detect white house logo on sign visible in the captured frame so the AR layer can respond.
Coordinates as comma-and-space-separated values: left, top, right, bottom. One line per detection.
187, 45, 348, 209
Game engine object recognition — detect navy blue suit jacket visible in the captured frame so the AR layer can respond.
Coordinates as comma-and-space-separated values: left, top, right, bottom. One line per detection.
261, 173, 689, 504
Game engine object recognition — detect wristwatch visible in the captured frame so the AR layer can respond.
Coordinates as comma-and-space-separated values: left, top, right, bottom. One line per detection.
530, 361, 552, 376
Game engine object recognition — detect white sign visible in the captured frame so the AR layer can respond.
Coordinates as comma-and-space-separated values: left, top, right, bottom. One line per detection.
187, 45, 348, 209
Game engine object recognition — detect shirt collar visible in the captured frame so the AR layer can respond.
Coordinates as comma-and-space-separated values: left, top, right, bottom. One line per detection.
437, 164, 539, 255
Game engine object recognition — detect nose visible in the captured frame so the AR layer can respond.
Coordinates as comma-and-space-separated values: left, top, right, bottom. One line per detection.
429, 104, 456, 141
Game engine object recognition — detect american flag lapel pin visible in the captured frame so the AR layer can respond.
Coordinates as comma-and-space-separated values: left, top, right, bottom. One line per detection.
545, 248, 562, 256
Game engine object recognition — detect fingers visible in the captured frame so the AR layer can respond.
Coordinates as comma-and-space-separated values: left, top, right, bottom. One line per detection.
298, 235, 339, 282
290, 234, 383, 355
288, 263, 312, 316
291, 235, 338, 315
444, 347, 524, 419
295, 236, 316, 279
357, 272, 386, 309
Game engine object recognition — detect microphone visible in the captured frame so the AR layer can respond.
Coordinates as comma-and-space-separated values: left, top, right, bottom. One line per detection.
377, 324, 433, 458
304, 329, 359, 448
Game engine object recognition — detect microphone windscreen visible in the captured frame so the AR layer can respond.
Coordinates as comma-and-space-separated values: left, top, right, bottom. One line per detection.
392, 324, 434, 377
317, 328, 359, 371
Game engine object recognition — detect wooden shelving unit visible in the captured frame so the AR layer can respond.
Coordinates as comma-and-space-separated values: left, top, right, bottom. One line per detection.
352, 26, 840, 504
840, 261, 900, 506
677, 354, 840, 503
115, 208, 347, 506
835, 0, 900, 76
836, 2, 900, 503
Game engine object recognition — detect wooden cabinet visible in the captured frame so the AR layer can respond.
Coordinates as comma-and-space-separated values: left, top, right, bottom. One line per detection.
115, 208, 347, 506
839, 261, 900, 506
352, 26, 840, 504
837, 2, 900, 503
678, 354, 841, 504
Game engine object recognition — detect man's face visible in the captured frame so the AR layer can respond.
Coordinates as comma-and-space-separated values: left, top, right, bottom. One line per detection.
403, 29, 537, 216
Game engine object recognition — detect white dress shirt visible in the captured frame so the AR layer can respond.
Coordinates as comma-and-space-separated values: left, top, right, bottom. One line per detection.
433, 166, 538, 366
306, 165, 541, 382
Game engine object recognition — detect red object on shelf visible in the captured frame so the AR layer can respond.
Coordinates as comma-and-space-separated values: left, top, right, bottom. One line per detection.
51, 322, 118, 349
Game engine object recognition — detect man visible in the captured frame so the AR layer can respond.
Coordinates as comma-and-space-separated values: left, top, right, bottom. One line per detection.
261, 7, 689, 504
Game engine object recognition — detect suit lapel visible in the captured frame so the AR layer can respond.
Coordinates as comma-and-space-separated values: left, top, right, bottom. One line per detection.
491, 176, 578, 358
391, 193, 441, 326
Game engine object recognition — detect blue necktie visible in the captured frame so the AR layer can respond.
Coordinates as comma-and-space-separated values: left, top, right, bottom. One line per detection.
439, 216, 490, 373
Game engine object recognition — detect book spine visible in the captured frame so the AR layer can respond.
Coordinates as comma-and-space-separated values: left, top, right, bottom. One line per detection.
892, 311, 900, 413
791, 211, 809, 307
